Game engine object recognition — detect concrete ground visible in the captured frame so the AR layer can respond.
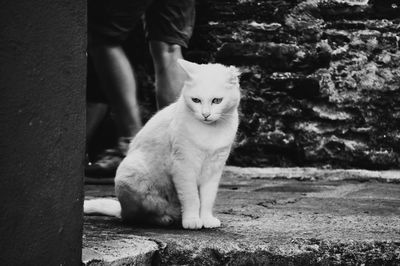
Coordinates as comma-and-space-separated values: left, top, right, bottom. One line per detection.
83, 167, 400, 265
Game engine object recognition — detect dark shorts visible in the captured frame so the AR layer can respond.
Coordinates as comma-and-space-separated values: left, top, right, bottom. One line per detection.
88, 0, 195, 48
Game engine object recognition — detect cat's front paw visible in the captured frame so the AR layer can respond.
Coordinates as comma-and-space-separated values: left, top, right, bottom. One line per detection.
201, 215, 221, 228
182, 216, 203, 230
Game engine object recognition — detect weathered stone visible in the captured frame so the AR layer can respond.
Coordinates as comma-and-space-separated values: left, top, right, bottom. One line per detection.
83, 171, 400, 265
367, 149, 400, 167
268, 72, 321, 98
82, 237, 158, 265
216, 42, 300, 70
89, 0, 400, 169
295, 121, 338, 135
324, 29, 352, 45
222, 166, 400, 182
303, 135, 369, 164
319, 0, 370, 19
255, 130, 295, 148
310, 104, 352, 120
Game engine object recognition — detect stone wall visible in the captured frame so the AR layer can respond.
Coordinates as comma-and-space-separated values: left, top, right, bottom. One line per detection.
103, 0, 400, 169
188, 0, 400, 169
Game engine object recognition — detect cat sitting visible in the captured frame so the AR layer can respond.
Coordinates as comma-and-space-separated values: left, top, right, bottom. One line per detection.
84, 59, 241, 229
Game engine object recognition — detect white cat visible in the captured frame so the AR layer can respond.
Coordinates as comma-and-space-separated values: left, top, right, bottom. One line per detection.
84, 59, 241, 229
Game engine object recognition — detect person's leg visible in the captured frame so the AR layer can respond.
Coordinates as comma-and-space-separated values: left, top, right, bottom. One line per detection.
86, 0, 152, 178
89, 44, 142, 138
149, 41, 185, 109
86, 44, 142, 177
144, 0, 195, 109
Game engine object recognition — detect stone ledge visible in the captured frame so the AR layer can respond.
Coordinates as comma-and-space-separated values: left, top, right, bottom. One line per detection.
83, 168, 400, 265
223, 166, 400, 183
82, 236, 158, 265
85, 166, 400, 185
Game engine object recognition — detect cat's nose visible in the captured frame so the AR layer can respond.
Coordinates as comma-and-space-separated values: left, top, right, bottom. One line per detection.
202, 113, 210, 119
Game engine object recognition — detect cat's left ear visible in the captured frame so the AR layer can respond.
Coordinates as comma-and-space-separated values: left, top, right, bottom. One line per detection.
177, 59, 199, 79
228, 66, 241, 85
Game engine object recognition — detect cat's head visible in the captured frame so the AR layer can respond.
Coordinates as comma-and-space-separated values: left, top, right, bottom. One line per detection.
177, 59, 241, 124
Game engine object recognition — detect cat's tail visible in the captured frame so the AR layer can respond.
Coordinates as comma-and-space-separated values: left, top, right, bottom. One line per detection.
83, 198, 122, 218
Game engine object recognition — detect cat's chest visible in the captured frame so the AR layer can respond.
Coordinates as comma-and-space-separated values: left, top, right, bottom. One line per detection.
198, 149, 230, 182
183, 119, 237, 151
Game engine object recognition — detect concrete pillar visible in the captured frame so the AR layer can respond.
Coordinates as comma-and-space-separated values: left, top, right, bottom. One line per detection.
0, 1, 86, 265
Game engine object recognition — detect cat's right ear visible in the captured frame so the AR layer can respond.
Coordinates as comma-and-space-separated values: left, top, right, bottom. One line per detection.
177, 59, 199, 79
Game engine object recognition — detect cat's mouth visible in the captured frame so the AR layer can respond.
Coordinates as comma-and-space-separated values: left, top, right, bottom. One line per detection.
202, 118, 215, 124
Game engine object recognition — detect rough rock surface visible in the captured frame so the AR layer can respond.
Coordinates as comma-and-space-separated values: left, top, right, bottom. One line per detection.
114, 0, 400, 169
197, 0, 400, 169
83, 168, 400, 265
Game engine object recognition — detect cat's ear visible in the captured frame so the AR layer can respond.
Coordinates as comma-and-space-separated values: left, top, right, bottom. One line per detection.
228, 66, 241, 85
177, 59, 199, 78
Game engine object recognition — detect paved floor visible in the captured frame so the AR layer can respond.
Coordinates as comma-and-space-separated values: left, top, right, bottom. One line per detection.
83, 168, 400, 265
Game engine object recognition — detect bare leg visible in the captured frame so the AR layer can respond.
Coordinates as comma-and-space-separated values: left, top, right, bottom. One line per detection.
89, 44, 142, 138
149, 41, 185, 109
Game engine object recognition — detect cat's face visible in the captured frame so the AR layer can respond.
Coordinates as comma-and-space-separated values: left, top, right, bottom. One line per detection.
178, 59, 241, 124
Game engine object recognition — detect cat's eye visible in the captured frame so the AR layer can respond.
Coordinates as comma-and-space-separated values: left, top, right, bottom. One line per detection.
212, 98, 223, 104
192, 98, 201, 103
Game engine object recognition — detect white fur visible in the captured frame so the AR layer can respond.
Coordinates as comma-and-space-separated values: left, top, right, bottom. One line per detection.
84, 198, 122, 218
85, 59, 241, 229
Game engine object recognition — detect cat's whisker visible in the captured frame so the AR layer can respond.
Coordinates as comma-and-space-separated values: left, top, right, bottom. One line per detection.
220, 114, 235, 120
221, 113, 235, 117
218, 116, 231, 123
